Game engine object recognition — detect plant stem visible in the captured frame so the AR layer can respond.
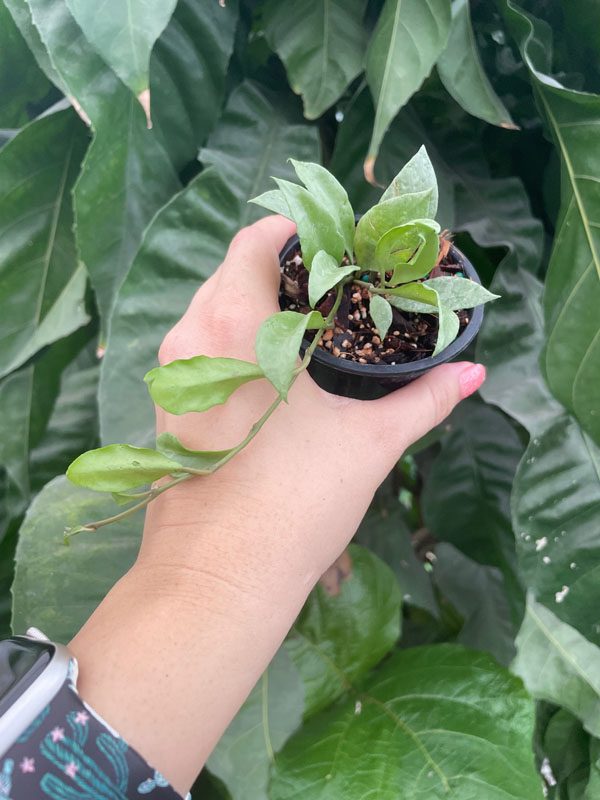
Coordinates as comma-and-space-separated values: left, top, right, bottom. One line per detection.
66, 285, 345, 542
64, 474, 193, 543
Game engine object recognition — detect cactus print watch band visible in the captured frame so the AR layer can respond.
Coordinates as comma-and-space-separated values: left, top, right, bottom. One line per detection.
2, 659, 188, 800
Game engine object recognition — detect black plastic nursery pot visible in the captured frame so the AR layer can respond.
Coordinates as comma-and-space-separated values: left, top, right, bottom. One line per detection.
279, 234, 485, 401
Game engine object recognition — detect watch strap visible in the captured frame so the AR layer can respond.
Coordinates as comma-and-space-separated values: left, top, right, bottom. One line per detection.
2, 658, 188, 799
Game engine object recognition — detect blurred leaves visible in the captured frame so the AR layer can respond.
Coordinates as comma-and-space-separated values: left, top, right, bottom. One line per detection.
0, 110, 89, 378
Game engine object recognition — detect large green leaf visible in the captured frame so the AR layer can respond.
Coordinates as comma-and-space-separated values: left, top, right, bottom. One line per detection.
364, 0, 451, 179
513, 597, 600, 738
478, 215, 600, 646
422, 399, 525, 620
200, 80, 321, 228
261, 0, 367, 120
506, 1, 600, 447
64, 0, 178, 98
271, 645, 543, 799
512, 412, 600, 645
437, 0, 516, 129
285, 544, 401, 718
12, 476, 140, 641
150, 0, 238, 172
355, 500, 438, 617
433, 543, 517, 665
0, 109, 89, 378
16, 0, 180, 327
0, 1, 53, 128
207, 648, 304, 800
99, 169, 240, 447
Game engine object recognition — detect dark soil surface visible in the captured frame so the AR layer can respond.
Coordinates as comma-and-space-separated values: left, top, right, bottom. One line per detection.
279, 240, 470, 365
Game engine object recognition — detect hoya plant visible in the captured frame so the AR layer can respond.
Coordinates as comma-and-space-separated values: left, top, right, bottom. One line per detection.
65, 148, 497, 538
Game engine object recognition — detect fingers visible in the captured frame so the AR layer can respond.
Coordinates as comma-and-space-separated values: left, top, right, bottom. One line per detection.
158, 216, 295, 364
192, 215, 296, 319
356, 362, 486, 454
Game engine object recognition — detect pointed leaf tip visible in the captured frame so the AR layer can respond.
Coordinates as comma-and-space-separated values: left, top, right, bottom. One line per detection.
363, 156, 378, 186
138, 89, 152, 129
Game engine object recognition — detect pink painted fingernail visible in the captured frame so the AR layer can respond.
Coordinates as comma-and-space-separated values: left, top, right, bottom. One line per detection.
459, 363, 486, 399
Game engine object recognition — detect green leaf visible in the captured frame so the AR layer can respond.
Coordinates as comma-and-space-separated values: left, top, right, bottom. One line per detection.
290, 159, 355, 257
422, 399, 525, 621
386, 280, 439, 311
150, 0, 239, 172
513, 413, 600, 645
356, 498, 438, 616
354, 191, 435, 267
513, 597, 600, 738
433, 297, 460, 357
376, 220, 439, 284
479, 238, 600, 646
0, 1, 53, 128
145, 356, 264, 415
255, 310, 324, 398
308, 251, 356, 308
64, 0, 177, 99
271, 645, 543, 799
99, 169, 241, 448
200, 80, 320, 227
424, 276, 500, 310
0, 110, 89, 378
433, 543, 516, 666
286, 544, 402, 717
251, 176, 346, 267
12, 476, 141, 641
207, 648, 304, 800
20, 0, 180, 328
261, 0, 367, 120
368, 294, 393, 339
380, 145, 439, 216
67, 444, 183, 492
506, 2, 600, 446
437, 0, 517, 129
276, 178, 346, 267
156, 433, 232, 472
364, 0, 451, 178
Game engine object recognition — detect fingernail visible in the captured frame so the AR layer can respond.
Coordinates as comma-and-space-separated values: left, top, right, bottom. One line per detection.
459, 363, 486, 399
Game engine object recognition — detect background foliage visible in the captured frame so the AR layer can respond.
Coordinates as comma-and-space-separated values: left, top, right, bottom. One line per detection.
2, 0, 599, 796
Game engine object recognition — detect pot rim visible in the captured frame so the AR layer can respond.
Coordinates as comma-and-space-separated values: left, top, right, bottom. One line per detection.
279, 236, 484, 379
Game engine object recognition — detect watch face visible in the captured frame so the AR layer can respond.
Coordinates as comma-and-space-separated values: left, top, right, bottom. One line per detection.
0, 637, 54, 716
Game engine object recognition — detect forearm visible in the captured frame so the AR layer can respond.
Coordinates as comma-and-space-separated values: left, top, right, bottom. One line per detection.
69, 484, 322, 796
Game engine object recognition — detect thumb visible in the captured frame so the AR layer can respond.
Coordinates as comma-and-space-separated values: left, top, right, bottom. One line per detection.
364, 361, 486, 451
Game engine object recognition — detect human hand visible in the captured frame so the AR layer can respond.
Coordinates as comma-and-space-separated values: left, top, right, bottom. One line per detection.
140, 215, 486, 584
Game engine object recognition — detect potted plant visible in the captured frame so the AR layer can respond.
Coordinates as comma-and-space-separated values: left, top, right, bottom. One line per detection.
65, 147, 497, 538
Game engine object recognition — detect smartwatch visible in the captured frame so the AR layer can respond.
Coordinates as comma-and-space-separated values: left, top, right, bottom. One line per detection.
0, 628, 187, 799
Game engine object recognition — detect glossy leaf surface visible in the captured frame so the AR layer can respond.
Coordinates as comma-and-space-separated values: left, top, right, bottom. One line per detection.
437, 0, 516, 128
271, 646, 543, 799
364, 0, 451, 178
308, 251, 356, 308
64, 0, 178, 96
286, 545, 401, 717
368, 294, 393, 340
67, 444, 183, 492
380, 145, 438, 216
145, 356, 264, 415
12, 477, 140, 641
200, 80, 320, 228
0, 110, 89, 378
513, 597, 600, 738
354, 191, 434, 267
507, 1, 600, 446
255, 311, 324, 397
261, 0, 367, 120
